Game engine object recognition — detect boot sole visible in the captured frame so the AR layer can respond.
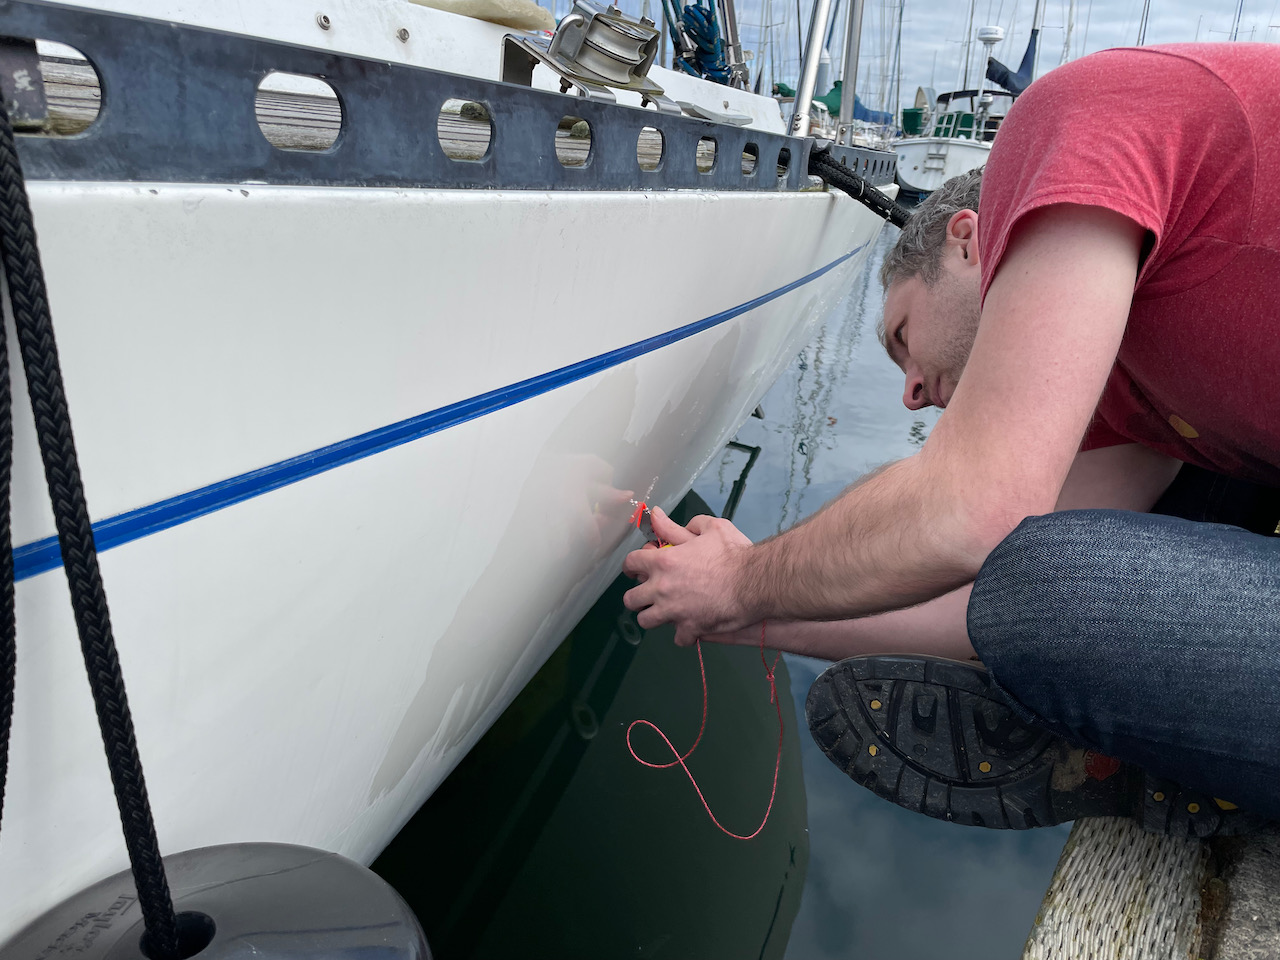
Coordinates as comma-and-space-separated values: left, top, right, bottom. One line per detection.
805, 655, 1136, 829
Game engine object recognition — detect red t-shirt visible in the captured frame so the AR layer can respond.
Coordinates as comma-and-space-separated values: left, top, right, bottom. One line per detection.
979, 44, 1280, 485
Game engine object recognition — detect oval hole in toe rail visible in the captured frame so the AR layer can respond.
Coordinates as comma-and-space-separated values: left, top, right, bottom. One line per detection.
696, 136, 717, 174
11, 39, 102, 137
256, 72, 342, 152
438, 98, 493, 162
637, 125, 663, 172
556, 115, 592, 167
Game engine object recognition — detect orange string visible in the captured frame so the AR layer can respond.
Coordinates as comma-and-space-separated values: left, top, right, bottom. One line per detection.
629, 502, 647, 529
627, 504, 784, 839
626, 623, 784, 841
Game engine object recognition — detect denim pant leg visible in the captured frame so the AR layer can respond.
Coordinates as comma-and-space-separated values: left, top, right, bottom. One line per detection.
967, 509, 1280, 820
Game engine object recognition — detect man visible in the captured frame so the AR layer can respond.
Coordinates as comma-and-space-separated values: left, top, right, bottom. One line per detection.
622, 42, 1280, 837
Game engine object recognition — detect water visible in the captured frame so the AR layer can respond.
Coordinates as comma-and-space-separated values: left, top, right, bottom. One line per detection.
374, 228, 1069, 958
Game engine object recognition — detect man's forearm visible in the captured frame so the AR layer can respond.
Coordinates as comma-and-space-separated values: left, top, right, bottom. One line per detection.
734, 455, 994, 624
730, 446, 1182, 657
741, 584, 976, 661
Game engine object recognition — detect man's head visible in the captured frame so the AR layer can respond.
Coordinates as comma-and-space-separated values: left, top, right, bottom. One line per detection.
878, 168, 984, 411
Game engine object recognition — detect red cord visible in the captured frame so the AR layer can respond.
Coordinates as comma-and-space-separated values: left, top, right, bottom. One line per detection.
626, 622, 784, 841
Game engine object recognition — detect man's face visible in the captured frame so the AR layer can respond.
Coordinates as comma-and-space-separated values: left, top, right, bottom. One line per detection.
880, 231, 982, 411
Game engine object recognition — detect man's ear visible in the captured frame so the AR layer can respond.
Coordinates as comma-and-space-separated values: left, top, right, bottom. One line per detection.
946, 209, 980, 268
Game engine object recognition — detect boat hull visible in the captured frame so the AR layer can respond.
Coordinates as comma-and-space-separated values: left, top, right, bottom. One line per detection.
895, 135, 992, 196
1, 182, 883, 934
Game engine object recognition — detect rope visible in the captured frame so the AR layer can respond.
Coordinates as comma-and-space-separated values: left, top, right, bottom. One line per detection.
0, 100, 182, 958
809, 151, 911, 228
666, 0, 732, 84
0, 145, 12, 840
1024, 818, 1209, 959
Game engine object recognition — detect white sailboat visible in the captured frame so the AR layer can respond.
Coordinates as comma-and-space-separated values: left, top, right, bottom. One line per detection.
894, 78, 1008, 196
0, 0, 899, 942
895, 0, 1041, 197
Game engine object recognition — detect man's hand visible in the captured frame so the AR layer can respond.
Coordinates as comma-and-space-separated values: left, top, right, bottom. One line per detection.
622, 507, 754, 646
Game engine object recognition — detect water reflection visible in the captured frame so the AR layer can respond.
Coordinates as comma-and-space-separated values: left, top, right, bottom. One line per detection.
781, 657, 1069, 960
376, 228, 1068, 959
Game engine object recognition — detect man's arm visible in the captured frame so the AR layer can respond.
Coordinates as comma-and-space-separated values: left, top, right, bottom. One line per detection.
688, 442, 1182, 660
1052, 441, 1181, 511
624, 204, 1149, 645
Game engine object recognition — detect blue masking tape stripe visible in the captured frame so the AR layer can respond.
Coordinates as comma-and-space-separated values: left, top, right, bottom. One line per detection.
14, 245, 863, 581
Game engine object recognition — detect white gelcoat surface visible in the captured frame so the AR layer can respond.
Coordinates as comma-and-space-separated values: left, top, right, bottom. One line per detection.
0, 180, 885, 934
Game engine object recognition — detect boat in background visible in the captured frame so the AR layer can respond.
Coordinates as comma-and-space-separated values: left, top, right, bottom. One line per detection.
0, 0, 897, 941
895, 21, 1039, 197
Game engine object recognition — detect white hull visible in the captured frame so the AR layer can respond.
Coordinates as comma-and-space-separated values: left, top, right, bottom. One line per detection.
2, 183, 883, 932
895, 136, 992, 195
0, 0, 894, 936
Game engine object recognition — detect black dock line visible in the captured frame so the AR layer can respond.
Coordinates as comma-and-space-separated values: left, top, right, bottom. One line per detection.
0, 99, 183, 958
809, 148, 911, 228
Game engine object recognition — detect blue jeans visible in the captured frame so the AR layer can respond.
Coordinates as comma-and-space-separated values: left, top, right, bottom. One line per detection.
967, 479, 1280, 820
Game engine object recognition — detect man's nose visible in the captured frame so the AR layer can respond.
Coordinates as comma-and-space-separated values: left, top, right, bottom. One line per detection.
902, 372, 928, 411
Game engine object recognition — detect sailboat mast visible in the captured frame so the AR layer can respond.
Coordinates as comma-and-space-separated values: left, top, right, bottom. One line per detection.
961, 0, 976, 88
659, 5, 668, 68
892, 0, 903, 130
825, 0, 843, 50
795, 0, 804, 84
791, 0, 837, 134
1136, 0, 1151, 44
717, 0, 749, 86
956, 0, 975, 91
754, 0, 773, 92
1031, 0, 1045, 79
1061, 0, 1074, 63
837, 0, 865, 140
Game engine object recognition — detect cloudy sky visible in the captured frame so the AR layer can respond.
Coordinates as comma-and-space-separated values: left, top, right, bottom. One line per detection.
625, 0, 1278, 114
834, 0, 1276, 112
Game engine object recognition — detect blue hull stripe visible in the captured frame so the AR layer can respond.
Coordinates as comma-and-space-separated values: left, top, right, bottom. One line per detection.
14, 245, 862, 581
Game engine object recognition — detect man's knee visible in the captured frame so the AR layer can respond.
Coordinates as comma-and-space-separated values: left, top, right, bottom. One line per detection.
965, 510, 1182, 709
968, 510, 1130, 639
965, 508, 1280, 734
965, 510, 1150, 740
969, 509, 1277, 648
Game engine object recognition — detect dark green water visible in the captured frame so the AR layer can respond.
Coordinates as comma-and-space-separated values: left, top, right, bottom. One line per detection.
374, 229, 1069, 958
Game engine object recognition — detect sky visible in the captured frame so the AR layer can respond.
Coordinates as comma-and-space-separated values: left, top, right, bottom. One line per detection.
604, 0, 1280, 116
801, 0, 1279, 114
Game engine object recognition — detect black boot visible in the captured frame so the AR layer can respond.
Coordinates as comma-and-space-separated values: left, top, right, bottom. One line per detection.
806, 655, 1266, 838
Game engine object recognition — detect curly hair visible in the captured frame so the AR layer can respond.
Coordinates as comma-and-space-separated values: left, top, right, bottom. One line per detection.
879, 167, 983, 290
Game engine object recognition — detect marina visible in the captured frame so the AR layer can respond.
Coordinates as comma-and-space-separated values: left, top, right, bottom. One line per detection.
1, 0, 1279, 957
